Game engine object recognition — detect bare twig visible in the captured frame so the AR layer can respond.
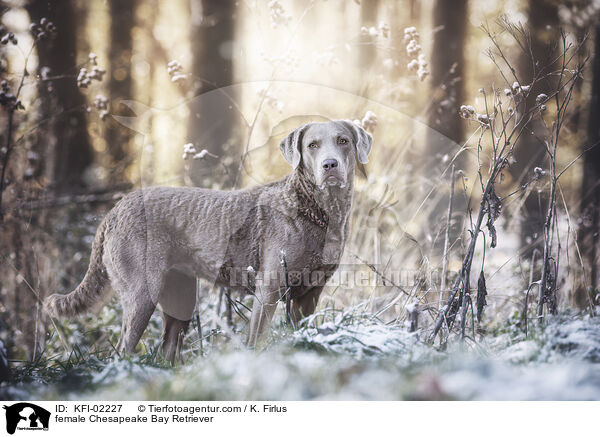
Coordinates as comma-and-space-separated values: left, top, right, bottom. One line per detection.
280, 251, 293, 328
353, 253, 409, 296
440, 165, 456, 310
225, 289, 233, 329
537, 32, 585, 323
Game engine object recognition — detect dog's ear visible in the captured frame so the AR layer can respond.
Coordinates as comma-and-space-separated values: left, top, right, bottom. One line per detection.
341, 120, 373, 164
279, 124, 308, 168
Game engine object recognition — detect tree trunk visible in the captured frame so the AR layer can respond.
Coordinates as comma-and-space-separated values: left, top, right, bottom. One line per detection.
355, 0, 380, 99
187, 0, 238, 189
26, 0, 93, 193
577, 22, 600, 306
424, 0, 468, 254
105, 0, 136, 179
359, 0, 380, 68
510, 0, 559, 259
426, 0, 467, 170
409, 0, 420, 21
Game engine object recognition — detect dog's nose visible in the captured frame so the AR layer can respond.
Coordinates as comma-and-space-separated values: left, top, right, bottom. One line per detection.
322, 159, 339, 171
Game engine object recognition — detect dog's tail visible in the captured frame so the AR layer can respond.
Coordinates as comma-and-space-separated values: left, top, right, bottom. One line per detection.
45, 218, 110, 318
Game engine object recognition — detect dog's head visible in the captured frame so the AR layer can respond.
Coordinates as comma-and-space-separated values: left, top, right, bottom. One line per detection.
279, 120, 372, 189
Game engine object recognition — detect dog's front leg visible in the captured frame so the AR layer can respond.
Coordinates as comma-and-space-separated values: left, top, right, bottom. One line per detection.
247, 285, 280, 348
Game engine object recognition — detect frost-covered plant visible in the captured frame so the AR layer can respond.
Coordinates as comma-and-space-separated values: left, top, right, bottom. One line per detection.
353, 110, 377, 133
260, 49, 300, 74
77, 54, 106, 88
360, 21, 390, 39
93, 94, 109, 120
256, 86, 285, 113
403, 27, 429, 81
268, 0, 291, 29
182, 143, 211, 160
167, 60, 186, 83
430, 21, 586, 343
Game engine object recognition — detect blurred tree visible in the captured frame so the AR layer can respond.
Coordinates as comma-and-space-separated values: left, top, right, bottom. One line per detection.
409, 0, 420, 20
187, 0, 238, 188
359, 0, 380, 74
424, 0, 468, 253
25, 0, 93, 193
2, 0, 96, 360
425, 0, 468, 169
105, 0, 137, 180
510, 0, 559, 259
578, 21, 600, 304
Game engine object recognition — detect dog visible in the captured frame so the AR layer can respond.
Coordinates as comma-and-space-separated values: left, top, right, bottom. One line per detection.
45, 120, 372, 362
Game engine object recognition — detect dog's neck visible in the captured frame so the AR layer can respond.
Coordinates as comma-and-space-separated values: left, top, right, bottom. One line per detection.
285, 167, 354, 232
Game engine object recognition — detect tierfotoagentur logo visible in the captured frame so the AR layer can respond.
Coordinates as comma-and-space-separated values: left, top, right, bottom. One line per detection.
2, 403, 50, 434
221, 265, 458, 290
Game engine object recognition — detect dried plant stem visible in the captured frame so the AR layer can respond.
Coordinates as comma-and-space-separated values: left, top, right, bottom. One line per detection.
280, 252, 293, 328
430, 272, 461, 343
225, 289, 233, 328
430, 181, 492, 342
195, 312, 203, 355
523, 283, 537, 337
536, 32, 582, 323
353, 253, 409, 296
537, 171, 557, 320
440, 165, 456, 309
459, 183, 496, 338
522, 249, 539, 335
195, 279, 203, 354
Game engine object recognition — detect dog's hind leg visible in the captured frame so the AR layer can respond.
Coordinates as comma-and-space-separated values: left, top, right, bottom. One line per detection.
290, 286, 324, 325
161, 312, 190, 365
118, 291, 157, 355
157, 269, 196, 364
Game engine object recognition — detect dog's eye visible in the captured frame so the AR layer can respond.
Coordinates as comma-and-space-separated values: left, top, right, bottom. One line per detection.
308, 142, 318, 149
338, 137, 348, 145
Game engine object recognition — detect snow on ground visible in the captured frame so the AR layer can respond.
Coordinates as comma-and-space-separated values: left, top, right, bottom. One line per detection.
438, 315, 600, 400
9, 311, 600, 401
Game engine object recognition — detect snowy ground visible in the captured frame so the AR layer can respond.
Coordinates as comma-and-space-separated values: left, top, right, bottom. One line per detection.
5, 310, 600, 401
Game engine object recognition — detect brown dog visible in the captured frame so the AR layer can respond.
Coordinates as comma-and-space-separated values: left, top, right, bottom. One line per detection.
45, 120, 372, 362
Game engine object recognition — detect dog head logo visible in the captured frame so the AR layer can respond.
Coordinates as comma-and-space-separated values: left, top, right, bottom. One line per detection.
3, 403, 50, 434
